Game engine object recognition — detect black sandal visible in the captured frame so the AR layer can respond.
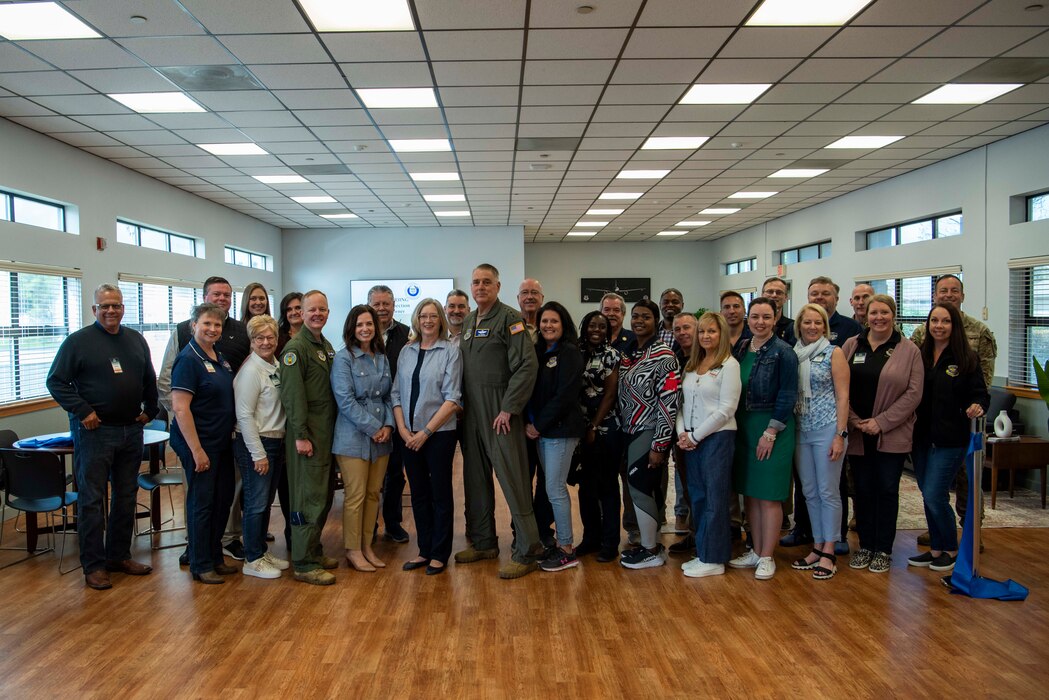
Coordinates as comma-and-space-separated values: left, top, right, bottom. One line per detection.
792, 548, 822, 570
813, 551, 838, 580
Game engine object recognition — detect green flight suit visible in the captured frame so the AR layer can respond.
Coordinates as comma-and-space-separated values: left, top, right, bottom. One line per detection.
460, 300, 540, 563
279, 331, 337, 572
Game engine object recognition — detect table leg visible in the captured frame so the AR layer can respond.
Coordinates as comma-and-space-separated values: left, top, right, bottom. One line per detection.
990, 462, 998, 509
1042, 467, 1046, 509
26, 512, 38, 552
150, 444, 162, 532
1009, 468, 1015, 499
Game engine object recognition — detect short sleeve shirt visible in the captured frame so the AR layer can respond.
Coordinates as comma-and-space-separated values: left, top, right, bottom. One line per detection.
170, 338, 235, 454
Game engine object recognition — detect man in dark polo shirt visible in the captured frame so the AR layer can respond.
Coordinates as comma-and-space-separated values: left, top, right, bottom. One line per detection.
47, 283, 159, 590
600, 292, 635, 352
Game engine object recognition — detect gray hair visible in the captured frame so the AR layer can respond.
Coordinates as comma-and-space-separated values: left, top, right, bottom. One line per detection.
368, 285, 394, 302
94, 283, 121, 302
599, 292, 626, 313
190, 302, 226, 323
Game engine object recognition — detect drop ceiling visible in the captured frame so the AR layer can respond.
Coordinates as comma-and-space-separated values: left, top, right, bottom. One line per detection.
1, 0, 1048, 242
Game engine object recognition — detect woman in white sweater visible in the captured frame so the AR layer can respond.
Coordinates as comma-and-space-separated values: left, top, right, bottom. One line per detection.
676, 312, 741, 578
232, 315, 289, 580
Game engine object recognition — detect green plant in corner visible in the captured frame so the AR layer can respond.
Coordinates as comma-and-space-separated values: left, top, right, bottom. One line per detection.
1033, 356, 1049, 408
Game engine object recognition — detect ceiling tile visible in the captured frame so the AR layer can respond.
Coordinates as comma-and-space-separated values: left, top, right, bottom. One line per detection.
425, 30, 523, 60
192, 90, 286, 111
179, 0, 311, 34
0, 97, 54, 117
441, 86, 521, 107
147, 113, 231, 129
836, 83, 938, 104
219, 111, 302, 128
785, 58, 894, 83
249, 64, 346, 90
720, 28, 838, 58
623, 28, 734, 59
0, 71, 94, 95
293, 109, 371, 126
910, 27, 1043, 57
816, 27, 942, 58
601, 84, 685, 105
340, 62, 433, 88
30, 93, 131, 115
118, 36, 237, 66
701, 58, 802, 83
529, 0, 642, 27
433, 60, 521, 86
19, 39, 142, 70
69, 67, 174, 92
218, 34, 329, 64
869, 58, 986, 83
321, 32, 426, 62
526, 29, 629, 60
524, 60, 615, 85
75, 113, 163, 130
415, 0, 527, 29
9, 115, 90, 133
271, 89, 360, 110
1006, 29, 1049, 58
959, 2, 1049, 25
69, 0, 208, 37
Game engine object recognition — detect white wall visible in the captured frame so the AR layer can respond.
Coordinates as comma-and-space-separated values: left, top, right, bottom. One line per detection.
0, 117, 282, 440
281, 225, 524, 342
525, 240, 716, 326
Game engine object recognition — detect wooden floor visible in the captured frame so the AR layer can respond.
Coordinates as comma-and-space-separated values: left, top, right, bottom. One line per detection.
1, 455, 1047, 699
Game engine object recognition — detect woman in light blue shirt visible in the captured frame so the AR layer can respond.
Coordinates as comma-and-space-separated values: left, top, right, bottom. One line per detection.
331, 304, 394, 573
392, 299, 463, 575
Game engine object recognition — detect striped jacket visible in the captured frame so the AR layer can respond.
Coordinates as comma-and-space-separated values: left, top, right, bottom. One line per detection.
617, 338, 679, 452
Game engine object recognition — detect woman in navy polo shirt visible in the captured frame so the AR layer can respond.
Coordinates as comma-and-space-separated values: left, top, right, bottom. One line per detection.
170, 302, 237, 584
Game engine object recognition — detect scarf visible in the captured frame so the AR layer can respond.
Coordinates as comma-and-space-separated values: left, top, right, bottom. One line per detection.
794, 336, 830, 414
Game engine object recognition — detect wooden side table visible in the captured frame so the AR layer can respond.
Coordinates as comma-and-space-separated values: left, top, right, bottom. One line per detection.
984, 436, 1049, 509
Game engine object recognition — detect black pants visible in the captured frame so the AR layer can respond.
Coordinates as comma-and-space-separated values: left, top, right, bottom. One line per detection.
403, 431, 456, 565
578, 430, 623, 550
381, 434, 406, 531
851, 450, 906, 554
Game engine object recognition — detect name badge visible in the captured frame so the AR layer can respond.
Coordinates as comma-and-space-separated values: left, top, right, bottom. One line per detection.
852, 353, 867, 364
203, 360, 216, 373
475, 329, 490, 338
110, 358, 123, 374
546, 356, 558, 368
709, 367, 721, 377
270, 373, 282, 387
830, 332, 838, 341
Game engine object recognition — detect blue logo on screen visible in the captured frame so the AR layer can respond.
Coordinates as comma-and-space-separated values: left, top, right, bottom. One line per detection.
407, 285, 420, 297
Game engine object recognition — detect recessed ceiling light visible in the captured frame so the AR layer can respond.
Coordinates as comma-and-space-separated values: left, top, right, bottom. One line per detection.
679, 84, 771, 105
675, 221, 711, 227
747, 0, 874, 26
0, 2, 100, 40
825, 135, 904, 149
576, 221, 609, 227
357, 88, 438, 109
641, 136, 709, 150
410, 172, 459, 181
729, 191, 777, 199
769, 168, 829, 178
254, 175, 308, 184
424, 194, 465, 202
292, 196, 337, 204
320, 213, 359, 219
598, 192, 643, 200
586, 208, 624, 215
615, 169, 670, 179
656, 231, 686, 236
567, 232, 596, 237
197, 142, 269, 156
389, 138, 452, 152
108, 92, 204, 113
434, 210, 471, 217
701, 208, 741, 215
912, 83, 1024, 104
299, 0, 414, 31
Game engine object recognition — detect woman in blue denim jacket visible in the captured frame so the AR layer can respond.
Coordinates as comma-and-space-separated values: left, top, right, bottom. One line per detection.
331, 304, 394, 573
728, 297, 799, 581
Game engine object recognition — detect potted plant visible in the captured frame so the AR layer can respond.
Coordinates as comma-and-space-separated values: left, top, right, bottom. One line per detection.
1033, 356, 1049, 432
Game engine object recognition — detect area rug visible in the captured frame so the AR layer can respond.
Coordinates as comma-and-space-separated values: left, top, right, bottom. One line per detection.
896, 471, 1047, 529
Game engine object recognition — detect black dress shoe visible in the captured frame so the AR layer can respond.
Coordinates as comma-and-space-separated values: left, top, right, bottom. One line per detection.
596, 548, 618, 563
383, 525, 410, 544
178, 550, 189, 566
668, 535, 695, 554
402, 560, 428, 571
425, 564, 445, 576
575, 541, 601, 556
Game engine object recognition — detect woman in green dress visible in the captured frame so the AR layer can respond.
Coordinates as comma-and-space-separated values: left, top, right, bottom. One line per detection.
728, 297, 798, 580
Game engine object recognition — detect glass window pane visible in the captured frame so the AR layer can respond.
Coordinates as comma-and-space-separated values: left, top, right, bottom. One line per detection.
1028, 327, 1049, 384
1030, 194, 1049, 222
171, 287, 196, 321
899, 220, 933, 244
224, 246, 234, 264
141, 284, 171, 324
726, 263, 737, 275
0, 338, 14, 401
116, 222, 138, 245
17, 273, 65, 326
798, 245, 818, 262
782, 250, 799, 265
169, 234, 195, 257
820, 241, 832, 257
1032, 265, 1049, 318
0, 194, 11, 221
139, 227, 167, 251
119, 281, 140, 323
936, 214, 962, 238
900, 276, 933, 318
234, 249, 250, 267
867, 229, 893, 249
0, 272, 11, 326
251, 253, 266, 270
869, 278, 895, 300
13, 196, 64, 231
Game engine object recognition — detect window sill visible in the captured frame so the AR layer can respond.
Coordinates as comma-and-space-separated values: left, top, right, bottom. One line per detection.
1005, 385, 1045, 401
0, 397, 59, 418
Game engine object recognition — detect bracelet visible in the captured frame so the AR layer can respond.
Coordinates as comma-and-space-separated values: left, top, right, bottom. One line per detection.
762, 430, 776, 443
422, 427, 433, 437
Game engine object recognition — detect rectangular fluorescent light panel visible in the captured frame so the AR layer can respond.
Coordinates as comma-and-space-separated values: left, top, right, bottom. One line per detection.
434, 211, 470, 217
108, 92, 204, 113
424, 194, 465, 202
598, 192, 643, 200
586, 208, 624, 216
641, 136, 709, 150
657, 231, 686, 237
701, 208, 741, 215
254, 175, 308, 184
389, 138, 451, 152
197, 142, 268, 156
357, 88, 437, 109
0, 2, 100, 39
321, 213, 359, 219
680, 84, 771, 104
912, 83, 1023, 104
576, 221, 609, 227
825, 135, 904, 149
770, 168, 829, 178
729, 191, 777, 199
615, 169, 670, 179
299, 0, 415, 31
675, 221, 711, 227
567, 232, 596, 237
410, 172, 459, 181
747, 0, 874, 26
292, 196, 337, 204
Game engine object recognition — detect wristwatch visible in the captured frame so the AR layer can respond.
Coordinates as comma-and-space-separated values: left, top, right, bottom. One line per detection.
838, 429, 849, 439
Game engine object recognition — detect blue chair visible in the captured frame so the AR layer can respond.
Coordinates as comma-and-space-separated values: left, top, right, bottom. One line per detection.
135, 409, 184, 549
0, 448, 79, 573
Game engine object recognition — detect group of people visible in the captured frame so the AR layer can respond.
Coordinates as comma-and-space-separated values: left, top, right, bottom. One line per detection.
43, 264, 995, 589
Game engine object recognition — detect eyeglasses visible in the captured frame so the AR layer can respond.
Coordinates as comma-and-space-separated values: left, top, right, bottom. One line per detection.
95, 304, 124, 310
418, 314, 440, 321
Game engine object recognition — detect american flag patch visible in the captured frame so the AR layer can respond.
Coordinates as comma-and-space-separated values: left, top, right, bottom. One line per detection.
509, 321, 525, 335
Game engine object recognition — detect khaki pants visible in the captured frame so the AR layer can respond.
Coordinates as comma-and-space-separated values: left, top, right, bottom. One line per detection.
337, 454, 389, 550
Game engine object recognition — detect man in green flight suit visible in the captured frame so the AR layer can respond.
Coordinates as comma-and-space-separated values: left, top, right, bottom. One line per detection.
279, 290, 339, 585
455, 263, 542, 578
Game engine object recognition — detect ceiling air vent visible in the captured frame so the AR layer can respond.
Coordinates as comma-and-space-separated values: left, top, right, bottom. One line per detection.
157, 65, 263, 91
516, 137, 581, 152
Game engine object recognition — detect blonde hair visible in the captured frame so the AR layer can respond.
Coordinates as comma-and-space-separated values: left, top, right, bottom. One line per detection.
246, 314, 278, 339
794, 303, 830, 341
685, 312, 731, 374
408, 299, 449, 342
866, 293, 897, 317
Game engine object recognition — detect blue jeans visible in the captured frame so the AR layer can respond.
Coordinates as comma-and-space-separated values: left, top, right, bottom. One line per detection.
912, 440, 965, 551
795, 422, 845, 544
537, 436, 579, 547
70, 419, 143, 574
684, 430, 735, 564
174, 442, 235, 575
233, 433, 285, 562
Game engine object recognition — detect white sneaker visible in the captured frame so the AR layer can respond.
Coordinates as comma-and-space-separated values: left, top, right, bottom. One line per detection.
728, 550, 761, 569
683, 560, 725, 578
682, 557, 702, 571
755, 556, 776, 580
243, 557, 281, 579
262, 551, 290, 571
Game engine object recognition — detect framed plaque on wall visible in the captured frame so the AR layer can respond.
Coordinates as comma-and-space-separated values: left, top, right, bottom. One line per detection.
580, 278, 651, 303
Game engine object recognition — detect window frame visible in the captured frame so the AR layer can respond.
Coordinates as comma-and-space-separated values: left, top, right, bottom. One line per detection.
1026, 191, 1049, 223
0, 188, 67, 233
1008, 263, 1049, 389
860, 274, 949, 339
723, 257, 757, 276
865, 212, 963, 249
224, 245, 273, 272
116, 219, 204, 259
779, 240, 831, 266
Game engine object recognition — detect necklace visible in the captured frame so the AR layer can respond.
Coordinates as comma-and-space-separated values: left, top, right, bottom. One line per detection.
750, 336, 770, 352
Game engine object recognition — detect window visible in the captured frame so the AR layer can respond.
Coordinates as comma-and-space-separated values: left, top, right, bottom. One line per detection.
1008, 259, 1049, 389
724, 257, 757, 276
862, 274, 955, 339
1028, 192, 1049, 223
779, 241, 831, 265
865, 213, 962, 249
0, 264, 82, 405
118, 277, 204, 371
0, 189, 66, 232
117, 220, 203, 259
224, 245, 273, 272
230, 290, 276, 321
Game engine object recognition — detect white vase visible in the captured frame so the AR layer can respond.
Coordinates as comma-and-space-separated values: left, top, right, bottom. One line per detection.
993, 410, 1013, 438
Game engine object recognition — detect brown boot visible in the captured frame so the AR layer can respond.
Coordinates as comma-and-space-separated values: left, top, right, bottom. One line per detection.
85, 569, 112, 590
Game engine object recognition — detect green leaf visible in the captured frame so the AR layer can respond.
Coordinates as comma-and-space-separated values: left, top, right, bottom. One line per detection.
1033, 356, 1049, 405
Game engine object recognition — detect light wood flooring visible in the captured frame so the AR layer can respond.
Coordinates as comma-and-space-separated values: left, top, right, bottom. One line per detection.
1, 454, 1047, 699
